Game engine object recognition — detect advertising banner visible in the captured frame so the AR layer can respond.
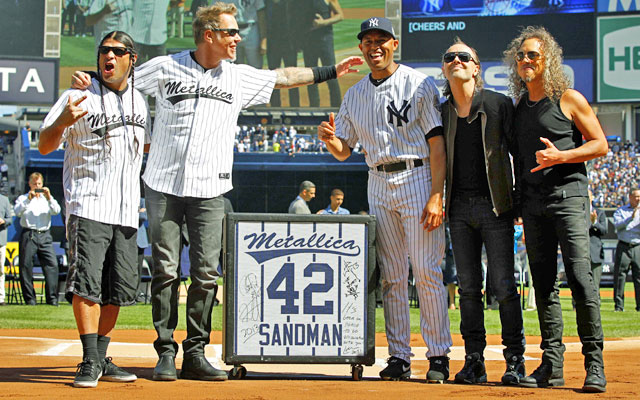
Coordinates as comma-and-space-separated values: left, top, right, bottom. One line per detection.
401, 0, 595, 61
597, 15, 640, 102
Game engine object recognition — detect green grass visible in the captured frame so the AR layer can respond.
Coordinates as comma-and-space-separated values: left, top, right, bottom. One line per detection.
2, 284, 639, 337
340, 0, 386, 8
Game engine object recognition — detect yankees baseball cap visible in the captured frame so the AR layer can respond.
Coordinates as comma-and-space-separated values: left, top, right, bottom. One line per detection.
357, 17, 396, 40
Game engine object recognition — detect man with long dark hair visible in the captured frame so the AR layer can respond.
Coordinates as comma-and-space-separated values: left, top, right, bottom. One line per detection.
504, 26, 608, 393
39, 31, 150, 388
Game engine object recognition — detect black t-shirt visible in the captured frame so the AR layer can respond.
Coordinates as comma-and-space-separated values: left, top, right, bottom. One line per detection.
452, 116, 491, 200
515, 96, 588, 200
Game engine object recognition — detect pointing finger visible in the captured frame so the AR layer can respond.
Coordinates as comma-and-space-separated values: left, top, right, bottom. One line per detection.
530, 165, 544, 173
329, 112, 335, 128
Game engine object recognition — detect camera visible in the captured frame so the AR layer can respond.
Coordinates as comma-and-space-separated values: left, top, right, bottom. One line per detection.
34, 188, 45, 193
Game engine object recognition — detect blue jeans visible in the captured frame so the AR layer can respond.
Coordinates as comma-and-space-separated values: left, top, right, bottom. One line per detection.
449, 196, 525, 359
145, 185, 224, 358
522, 196, 604, 369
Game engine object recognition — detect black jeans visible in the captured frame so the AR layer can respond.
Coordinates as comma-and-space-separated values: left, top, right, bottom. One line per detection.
19, 229, 59, 305
449, 196, 525, 359
522, 196, 604, 369
613, 241, 640, 311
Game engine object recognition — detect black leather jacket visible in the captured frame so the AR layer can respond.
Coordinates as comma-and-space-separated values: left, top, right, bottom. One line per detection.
442, 89, 517, 218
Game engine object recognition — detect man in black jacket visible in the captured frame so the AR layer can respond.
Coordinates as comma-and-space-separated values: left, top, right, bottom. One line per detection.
441, 37, 525, 386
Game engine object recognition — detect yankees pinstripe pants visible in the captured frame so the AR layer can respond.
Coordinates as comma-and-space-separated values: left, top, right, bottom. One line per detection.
368, 166, 451, 361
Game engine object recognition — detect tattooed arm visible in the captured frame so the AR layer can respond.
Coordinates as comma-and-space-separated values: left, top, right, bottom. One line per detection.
274, 56, 363, 89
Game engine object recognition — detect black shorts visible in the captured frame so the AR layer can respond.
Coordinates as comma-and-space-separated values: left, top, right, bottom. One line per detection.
65, 215, 138, 306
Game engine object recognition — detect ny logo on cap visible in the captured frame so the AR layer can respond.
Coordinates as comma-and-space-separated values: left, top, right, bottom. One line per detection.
368, 18, 379, 27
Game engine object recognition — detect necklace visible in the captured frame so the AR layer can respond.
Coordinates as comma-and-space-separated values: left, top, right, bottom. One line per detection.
525, 96, 542, 108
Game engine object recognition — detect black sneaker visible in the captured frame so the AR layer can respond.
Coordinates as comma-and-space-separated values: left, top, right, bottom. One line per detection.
73, 359, 102, 388
454, 353, 487, 384
502, 355, 525, 385
519, 361, 564, 388
427, 356, 449, 384
379, 356, 411, 381
582, 364, 606, 393
101, 357, 137, 382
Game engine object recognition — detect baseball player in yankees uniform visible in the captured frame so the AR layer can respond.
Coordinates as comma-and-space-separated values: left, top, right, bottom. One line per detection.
39, 31, 150, 388
318, 17, 452, 383
73, 2, 362, 382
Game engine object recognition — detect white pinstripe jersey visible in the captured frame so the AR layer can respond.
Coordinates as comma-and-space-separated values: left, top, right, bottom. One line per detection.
43, 79, 151, 228
136, 51, 276, 198
335, 64, 442, 168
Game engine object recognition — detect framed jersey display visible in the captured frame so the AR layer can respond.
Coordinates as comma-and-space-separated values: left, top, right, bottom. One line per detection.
223, 213, 377, 379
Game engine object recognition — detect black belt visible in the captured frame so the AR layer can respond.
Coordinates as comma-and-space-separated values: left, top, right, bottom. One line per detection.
24, 227, 49, 233
375, 159, 424, 173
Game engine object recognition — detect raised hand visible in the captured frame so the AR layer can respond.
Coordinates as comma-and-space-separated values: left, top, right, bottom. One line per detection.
58, 96, 89, 128
336, 56, 364, 78
71, 71, 92, 90
317, 112, 336, 143
531, 137, 562, 173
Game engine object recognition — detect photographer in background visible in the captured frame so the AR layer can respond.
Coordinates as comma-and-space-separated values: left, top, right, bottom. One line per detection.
14, 172, 61, 306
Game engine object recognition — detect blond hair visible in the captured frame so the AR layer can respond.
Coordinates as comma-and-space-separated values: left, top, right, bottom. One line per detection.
192, 2, 237, 44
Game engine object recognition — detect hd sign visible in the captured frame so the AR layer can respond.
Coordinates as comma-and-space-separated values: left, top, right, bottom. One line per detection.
597, 15, 640, 102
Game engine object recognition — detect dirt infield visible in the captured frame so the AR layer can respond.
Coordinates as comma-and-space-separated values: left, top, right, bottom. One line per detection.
1, 329, 639, 399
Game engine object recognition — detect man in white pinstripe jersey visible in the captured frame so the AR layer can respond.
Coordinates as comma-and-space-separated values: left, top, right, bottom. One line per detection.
40, 31, 150, 388
73, 1, 363, 382
318, 17, 451, 383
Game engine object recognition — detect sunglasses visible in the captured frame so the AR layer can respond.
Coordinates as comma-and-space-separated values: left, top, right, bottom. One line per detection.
515, 51, 542, 62
443, 52, 476, 64
98, 46, 131, 56
212, 28, 240, 37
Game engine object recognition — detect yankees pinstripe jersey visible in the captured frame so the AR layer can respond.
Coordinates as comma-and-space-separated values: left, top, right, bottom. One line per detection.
335, 64, 442, 168
136, 51, 276, 198
42, 79, 150, 228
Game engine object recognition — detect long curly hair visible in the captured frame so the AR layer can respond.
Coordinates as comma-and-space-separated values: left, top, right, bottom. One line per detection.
441, 37, 484, 99
503, 26, 570, 102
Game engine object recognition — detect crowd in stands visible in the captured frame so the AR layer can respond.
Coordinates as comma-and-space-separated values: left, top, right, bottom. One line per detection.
233, 124, 363, 154
589, 140, 640, 208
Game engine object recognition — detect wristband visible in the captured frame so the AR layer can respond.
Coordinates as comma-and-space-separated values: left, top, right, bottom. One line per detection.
312, 66, 337, 84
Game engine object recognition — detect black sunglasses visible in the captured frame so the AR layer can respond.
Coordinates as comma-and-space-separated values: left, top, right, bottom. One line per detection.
212, 28, 240, 37
515, 51, 542, 62
443, 51, 476, 64
98, 46, 132, 56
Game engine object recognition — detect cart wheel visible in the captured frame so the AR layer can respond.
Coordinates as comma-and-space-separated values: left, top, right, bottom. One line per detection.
351, 364, 363, 381
229, 365, 247, 380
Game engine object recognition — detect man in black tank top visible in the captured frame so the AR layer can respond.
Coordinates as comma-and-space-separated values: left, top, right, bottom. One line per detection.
505, 26, 609, 393
441, 38, 526, 386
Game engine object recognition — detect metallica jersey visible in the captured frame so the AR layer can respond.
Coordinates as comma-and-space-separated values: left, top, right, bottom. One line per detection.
135, 51, 276, 198
335, 64, 442, 168
43, 79, 150, 228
